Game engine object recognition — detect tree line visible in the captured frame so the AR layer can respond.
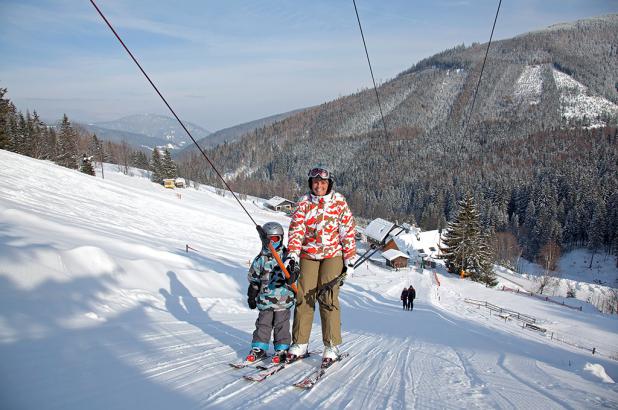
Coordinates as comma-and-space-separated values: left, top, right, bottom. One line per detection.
177, 16, 618, 273
0, 88, 177, 184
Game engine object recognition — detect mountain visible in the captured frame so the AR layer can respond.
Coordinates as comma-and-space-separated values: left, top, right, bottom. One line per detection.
84, 114, 211, 151
75, 123, 171, 151
180, 108, 307, 154
184, 14, 618, 259
1, 149, 616, 408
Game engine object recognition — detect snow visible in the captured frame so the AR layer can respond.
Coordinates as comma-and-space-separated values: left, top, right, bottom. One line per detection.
364, 217, 396, 243
504, 248, 618, 314
1, 149, 617, 409
552, 68, 618, 127
514, 65, 543, 105
585, 363, 616, 384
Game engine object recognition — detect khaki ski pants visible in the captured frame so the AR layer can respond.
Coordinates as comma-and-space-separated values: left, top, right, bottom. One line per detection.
292, 256, 343, 347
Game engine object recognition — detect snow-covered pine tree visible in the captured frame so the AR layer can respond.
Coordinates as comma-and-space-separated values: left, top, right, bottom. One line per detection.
55, 114, 79, 169
80, 154, 96, 176
30, 111, 48, 160
161, 149, 177, 179
89, 134, 100, 160
439, 194, 496, 286
150, 148, 164, 184
0, 88, 13, 150
478, 229, 498, 287
130, 150, 149, 170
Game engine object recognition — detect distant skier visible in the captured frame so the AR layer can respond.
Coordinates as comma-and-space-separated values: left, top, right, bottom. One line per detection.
400, 287, 409, 310
246, 222, 297, 364
407, 285, 416, 311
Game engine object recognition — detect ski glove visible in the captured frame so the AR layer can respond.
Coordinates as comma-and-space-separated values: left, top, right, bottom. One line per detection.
284, 253, 299, 268
285, 258, 301, 285
339, 261, 355, 286
247, 283, 259, 310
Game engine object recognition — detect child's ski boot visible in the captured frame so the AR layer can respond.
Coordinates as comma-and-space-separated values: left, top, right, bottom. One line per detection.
272, 349, 288, 364
245, 347, 266, 362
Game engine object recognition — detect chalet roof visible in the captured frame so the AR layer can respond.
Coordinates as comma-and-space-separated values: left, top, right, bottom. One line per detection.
381, 249, 410, 261
364, 218, 396, 243
266, 196, 295, 208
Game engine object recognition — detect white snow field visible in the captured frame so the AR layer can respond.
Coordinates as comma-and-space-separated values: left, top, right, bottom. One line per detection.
1, 149, 617, 409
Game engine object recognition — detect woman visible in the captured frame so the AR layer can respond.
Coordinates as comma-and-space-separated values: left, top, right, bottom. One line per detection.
284, 166, 356, 364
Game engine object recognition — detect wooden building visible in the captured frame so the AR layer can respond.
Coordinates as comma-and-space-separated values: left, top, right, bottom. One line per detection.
382, 249, 410, 269
364, 218, 399, 245
266, 196, 295, 212
163, 179, 175, 189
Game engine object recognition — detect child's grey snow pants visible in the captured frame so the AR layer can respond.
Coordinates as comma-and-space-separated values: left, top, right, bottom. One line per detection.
251, 309, 291, 351
292, 256, 343, 347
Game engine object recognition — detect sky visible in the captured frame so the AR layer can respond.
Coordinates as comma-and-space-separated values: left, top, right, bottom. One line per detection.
1, 0, 616, 131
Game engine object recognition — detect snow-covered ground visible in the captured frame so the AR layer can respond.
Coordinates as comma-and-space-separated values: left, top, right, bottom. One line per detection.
1, 149, 617, 409
552, 68, 618, 127
512, 64, 618, 128
514, 65, 543, 105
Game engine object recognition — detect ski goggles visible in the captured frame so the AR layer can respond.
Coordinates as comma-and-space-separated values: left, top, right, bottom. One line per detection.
268, 235, 282, 243
308, 167, 330, 179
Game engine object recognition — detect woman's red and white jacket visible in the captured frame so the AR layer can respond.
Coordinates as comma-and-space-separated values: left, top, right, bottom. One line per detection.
287, 191, 356, 262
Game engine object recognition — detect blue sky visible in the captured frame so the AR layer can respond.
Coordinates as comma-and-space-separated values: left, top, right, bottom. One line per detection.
1, 1, 616, 131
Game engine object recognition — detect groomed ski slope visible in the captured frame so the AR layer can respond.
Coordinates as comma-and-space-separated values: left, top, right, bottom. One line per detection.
0, 149, 617, 409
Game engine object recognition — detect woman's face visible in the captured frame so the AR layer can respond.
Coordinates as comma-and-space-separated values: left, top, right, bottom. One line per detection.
311, 178, 329, 196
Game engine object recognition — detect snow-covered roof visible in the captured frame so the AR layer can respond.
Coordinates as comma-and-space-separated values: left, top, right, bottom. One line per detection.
381, 249, 409, 261
364, 218, 396, 243
266, 196, 294, 207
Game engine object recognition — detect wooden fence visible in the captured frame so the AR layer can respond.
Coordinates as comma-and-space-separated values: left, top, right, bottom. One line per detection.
500, 286, 583, 311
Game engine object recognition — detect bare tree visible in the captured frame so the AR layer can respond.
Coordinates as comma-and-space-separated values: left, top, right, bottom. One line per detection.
493, 231, 522, 270
116, 140, 131, 175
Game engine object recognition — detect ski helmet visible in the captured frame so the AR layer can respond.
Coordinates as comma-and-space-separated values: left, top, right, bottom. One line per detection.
262, 221, 284, 249
307, 165, 334, 195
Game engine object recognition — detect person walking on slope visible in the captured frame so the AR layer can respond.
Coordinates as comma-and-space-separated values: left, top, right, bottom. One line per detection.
246, 222, 297, 364
400, 287, 409, 310
283, 166, 356, 365
407, 285, 416, 311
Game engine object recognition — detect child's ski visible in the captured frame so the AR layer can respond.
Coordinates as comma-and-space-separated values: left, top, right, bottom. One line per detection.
229, 354, 270, 369
243, 353, 311, 382
293, 352, 349, 389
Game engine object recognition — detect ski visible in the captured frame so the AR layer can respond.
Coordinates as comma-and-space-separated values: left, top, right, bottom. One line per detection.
229, 354, 270, 369
243, 353, 311, 382
293, 352, 349, 389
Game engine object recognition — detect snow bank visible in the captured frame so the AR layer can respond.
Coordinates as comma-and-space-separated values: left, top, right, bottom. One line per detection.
584, 363, 616, 384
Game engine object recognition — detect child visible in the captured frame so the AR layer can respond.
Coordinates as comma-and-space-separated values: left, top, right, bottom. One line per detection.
246, 222, 297, 363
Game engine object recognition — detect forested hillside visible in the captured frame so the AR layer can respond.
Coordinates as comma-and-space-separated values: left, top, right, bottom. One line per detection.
179, 14, 618, 262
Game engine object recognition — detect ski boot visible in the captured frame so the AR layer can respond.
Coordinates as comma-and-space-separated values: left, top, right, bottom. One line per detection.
322, 345, 339, 368
245, 347, 266, 363
286, 343, 308, 363
271, 349, 288, 364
